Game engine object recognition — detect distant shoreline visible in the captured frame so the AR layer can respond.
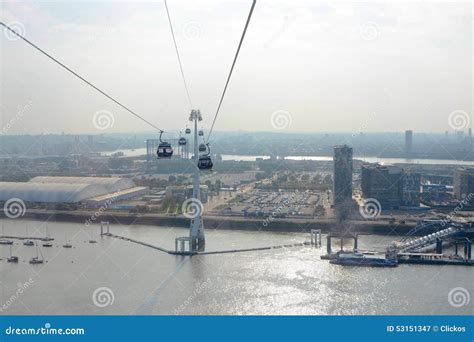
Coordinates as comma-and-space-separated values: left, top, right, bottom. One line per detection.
101, 149, 474, 165
0, 209, 422, 236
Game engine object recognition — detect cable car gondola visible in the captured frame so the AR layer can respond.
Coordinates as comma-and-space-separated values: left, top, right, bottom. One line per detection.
198, 155, 213, 170
185, 128, 191, 134
179, 137, 187, 146
198, 143, 207, 152
198, 143, 213, 170
198, 129, 204, 136
157, 132, 173, 159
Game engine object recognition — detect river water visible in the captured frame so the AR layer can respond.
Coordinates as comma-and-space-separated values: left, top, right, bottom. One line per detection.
0, 219, 472, 315
102, 148, 474, 166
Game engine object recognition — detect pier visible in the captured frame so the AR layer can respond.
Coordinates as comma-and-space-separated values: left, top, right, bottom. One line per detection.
392, 222, 473, 266
104, 232, 311, 256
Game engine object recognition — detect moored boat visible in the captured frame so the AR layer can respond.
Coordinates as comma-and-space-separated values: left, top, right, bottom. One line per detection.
330, 252, 398, 267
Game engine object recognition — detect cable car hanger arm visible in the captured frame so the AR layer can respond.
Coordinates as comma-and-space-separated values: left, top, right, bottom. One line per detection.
0, 22, 163, 133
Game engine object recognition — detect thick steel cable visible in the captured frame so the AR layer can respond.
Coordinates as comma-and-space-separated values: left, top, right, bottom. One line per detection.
0, 22, 164, 132
206, 0, 256, 143
164, 0, 193, 109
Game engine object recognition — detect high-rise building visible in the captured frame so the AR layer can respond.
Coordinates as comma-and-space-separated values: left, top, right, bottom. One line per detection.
360, 163, 420, 208
333, 145, 353, 207
453, 168, 474, 200
405, 130, 413, 157
361, 164, 403, 209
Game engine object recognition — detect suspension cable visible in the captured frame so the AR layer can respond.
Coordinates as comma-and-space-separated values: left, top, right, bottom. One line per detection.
0, 22, 164, 133
164, 0, 193, 109
206, 0, 256, 143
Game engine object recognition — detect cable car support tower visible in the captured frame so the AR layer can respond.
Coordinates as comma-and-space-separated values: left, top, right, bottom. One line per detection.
189, 109, 205, 251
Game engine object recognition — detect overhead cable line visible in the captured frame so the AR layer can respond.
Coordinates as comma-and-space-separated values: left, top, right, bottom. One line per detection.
164, 0, 193, 109
0, 22, 164, 132
206, 0, 256, 143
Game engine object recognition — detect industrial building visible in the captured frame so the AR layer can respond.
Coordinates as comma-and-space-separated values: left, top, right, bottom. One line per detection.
165, 185, 208, 203
333, 145, 353, 207
0, 176, 148, 206
453, 168, 474, 200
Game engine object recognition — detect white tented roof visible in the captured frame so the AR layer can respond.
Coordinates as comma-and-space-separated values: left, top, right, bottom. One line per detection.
0, 182, 109, 203
0, 176, 137, 203
29, 176, 135, 193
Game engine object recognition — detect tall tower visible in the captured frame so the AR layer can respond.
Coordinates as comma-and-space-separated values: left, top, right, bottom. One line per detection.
333, 145, 353, 207
405, 130, 413, 157
189, 109, 205, 251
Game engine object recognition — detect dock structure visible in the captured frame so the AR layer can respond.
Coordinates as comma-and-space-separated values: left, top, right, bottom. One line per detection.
310, 229, 322, 247
100, 221, 110, 236
106, 232, 310, 256
322, 232, 358, 258
392, 223, 473, 266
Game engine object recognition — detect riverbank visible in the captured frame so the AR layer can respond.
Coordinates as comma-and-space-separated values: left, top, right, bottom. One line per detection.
0, 209, 422, 235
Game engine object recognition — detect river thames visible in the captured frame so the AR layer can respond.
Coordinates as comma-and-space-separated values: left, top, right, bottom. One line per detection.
0, 219, 472, 315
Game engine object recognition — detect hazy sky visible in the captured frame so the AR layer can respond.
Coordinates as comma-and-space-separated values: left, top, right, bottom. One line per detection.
0, 0, 472, 135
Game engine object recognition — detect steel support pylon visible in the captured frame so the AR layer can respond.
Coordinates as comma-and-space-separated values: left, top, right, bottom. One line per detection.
189, 109, 205, 251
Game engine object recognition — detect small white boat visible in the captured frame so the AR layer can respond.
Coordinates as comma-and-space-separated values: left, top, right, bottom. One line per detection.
63, 233, 73, 248
29, 243, 44, 264
7, 245, 18, 263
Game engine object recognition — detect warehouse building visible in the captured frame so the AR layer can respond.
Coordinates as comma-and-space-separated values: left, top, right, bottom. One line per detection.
0, 176, 148, 206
